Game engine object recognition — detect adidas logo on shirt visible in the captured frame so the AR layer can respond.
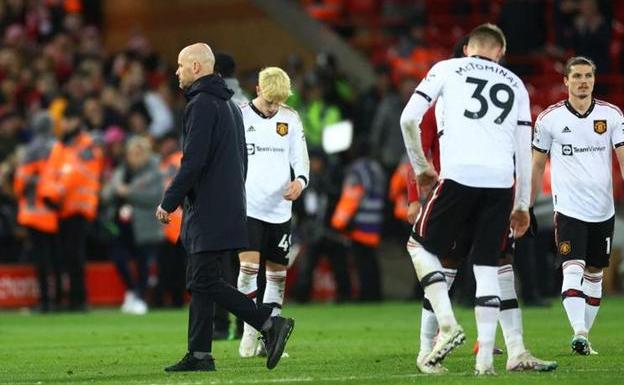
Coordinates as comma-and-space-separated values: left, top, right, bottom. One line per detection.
247, 126, 255, 132
562, 126, 571, 133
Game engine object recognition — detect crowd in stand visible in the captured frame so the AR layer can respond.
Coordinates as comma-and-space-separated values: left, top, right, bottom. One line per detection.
0, 0, 623, 312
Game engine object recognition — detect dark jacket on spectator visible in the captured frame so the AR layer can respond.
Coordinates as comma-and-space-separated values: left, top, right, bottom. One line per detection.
160, 74, 248, 254
102, 156, 164, 245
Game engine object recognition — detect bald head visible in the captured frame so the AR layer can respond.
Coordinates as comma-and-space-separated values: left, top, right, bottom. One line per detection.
176, 42, 216, 89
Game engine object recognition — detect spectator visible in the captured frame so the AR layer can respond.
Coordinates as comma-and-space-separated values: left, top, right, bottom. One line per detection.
101, 135, 163, 315
154, 134, 185, 308
369, 77, 414, 174
13, 111, 61, 312
298, 71, 342, 149
331, 140, 386, 301
293, 149, 351, 303
39, 102, 103, 311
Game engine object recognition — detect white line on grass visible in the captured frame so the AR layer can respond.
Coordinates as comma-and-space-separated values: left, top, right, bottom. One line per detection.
143, 367, 624, 385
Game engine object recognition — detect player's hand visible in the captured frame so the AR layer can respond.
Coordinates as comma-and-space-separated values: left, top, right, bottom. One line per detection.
510, 209, 530, 239
283, 180, 303, 201
527, 206, 538, 237
416, 167, 439, 198
155, 205, 171, 224
407, 201, 421, 225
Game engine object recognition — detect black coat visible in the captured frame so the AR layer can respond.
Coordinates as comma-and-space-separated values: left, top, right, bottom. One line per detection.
160, 74, 248, 254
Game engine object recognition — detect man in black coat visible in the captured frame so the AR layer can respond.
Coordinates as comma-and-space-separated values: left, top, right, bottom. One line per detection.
156, 42, 294, 372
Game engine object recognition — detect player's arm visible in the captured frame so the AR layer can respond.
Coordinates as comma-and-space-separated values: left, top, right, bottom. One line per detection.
531, 150, 548, 205
509, 88, 532, 238
400, 61, 445, 192
399, 61, 445, 174
615, 146, 624, 181
610, 111, 624, 181
161, 99, 215, 212
513, 89, 532, 212
530, 117, 552, 206
284, 114, 310, 201
406, 165, 421, 224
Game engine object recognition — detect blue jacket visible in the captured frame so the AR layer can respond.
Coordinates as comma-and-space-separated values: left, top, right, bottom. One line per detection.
161, 74, 248, 253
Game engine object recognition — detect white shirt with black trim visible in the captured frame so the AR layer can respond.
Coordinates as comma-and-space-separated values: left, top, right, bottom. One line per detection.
401, 55, 532, 209
241, 102, 310, 223
533, 99, 624, 222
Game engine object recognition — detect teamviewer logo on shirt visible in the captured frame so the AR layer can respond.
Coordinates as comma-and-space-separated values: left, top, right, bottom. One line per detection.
562, 144, 573, 156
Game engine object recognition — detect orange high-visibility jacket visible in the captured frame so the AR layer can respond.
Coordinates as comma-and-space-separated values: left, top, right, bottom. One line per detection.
160, 151, 183, 244
39, 131, 103, 221
331, 158, 386, 247
14, 144, 58, 233
389, 162, 412, 222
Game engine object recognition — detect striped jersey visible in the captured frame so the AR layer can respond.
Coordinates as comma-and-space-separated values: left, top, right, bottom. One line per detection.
533, 99, 624, 222
241, 102, 310, 223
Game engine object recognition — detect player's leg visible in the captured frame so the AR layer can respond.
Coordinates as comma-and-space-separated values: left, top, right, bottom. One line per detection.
255, 220, 292, 357
555, 212, 590, 354
470, 187, 513, 375
417, 261, 457, 374
499, 242, 557, 371
582, 215, 614, 354
408, 180, 471, 369
237, 218, 263, 357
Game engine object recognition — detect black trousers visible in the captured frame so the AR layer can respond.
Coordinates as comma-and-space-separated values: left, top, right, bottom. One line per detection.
352, 242, 381, 301
29, 228, 62, 309
213, 251, 238, 332
154, 241, 186, 307
186, 250, 272, 353
59, 216, 88, 308
294, 237, 351, 303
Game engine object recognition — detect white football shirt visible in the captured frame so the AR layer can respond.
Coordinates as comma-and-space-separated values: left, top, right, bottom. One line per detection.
241, 102, 310, 223
416, 56, 531, 188
533, 99, 624, 222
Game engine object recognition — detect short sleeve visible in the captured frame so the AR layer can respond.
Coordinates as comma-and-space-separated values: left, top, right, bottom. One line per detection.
532, 117, 552, 153
610, 109, 624, 149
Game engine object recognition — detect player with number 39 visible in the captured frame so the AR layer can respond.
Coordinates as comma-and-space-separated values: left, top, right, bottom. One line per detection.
400, 23, 532, 375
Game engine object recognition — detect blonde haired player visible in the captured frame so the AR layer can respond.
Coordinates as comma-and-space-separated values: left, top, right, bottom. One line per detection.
237, 67, 310, 357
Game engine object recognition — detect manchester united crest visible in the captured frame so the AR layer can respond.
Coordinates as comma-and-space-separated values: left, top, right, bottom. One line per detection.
559, 241, 572, 256
593, 119, 607, 135
275, 122, 288, 136
276, 122, 288, 137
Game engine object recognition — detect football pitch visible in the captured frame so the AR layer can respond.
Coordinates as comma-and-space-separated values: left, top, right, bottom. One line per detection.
1, 298, 624, 385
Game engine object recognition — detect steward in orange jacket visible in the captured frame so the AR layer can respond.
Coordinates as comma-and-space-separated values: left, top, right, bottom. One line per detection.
154, 136, 185, 308
13, 112, 62, 311
331, 141, 386, 301
160, 150, 183, 244
39, 103, 103, 310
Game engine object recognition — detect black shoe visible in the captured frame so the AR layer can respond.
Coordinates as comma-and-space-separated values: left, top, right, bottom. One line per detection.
261, 316, 295, 370
164, 353, 216, 372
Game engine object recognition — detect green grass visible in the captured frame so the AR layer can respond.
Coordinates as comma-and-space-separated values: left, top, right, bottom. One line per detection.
1, 298, 623, 385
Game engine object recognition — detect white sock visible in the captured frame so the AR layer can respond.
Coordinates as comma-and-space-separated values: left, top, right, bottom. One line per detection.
561, 260, 587, 336
474, 265, 500, 368
582, 270, 603, 334
238, 262, 259, 299
407, 238, 457, 331
419, 268, 457, 354
238, 262, 260, 332
497, 264, 526, 358
264, 270, 287, 317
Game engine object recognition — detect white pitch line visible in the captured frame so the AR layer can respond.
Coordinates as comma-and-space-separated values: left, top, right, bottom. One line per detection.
139, 367, 624, 385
